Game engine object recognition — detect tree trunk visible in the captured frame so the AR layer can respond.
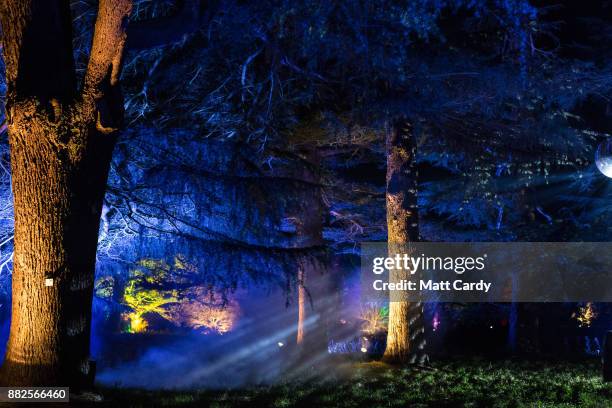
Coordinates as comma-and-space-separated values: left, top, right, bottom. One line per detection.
0, 0, 132, 387
296, 266, 306, 345
383, 120, 427, 365
293, 147, 323, 348
1, 116, 116, 387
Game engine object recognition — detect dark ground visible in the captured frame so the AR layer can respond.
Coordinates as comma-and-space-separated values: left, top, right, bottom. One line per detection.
82, 359, 612, 408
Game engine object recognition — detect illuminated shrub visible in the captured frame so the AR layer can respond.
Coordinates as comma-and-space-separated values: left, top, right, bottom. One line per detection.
166, 297, 238, 334
117, 256, 238, 334
122, 279, 179, 333
573, 302, 597, 328
359, 303, 389, 335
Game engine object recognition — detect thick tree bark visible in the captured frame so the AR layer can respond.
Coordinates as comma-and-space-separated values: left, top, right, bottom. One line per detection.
1, 107, 116, 387
0, 0, 132, 387
383, 120, 427, 365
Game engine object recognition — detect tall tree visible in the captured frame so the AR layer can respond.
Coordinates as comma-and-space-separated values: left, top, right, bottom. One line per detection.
0, 0, 212, 387
382, 120, 427, 364
0, 0, 133, 387
294, 147, 323, 347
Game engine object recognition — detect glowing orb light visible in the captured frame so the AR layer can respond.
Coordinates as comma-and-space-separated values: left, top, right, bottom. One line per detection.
595, 141, 612, 178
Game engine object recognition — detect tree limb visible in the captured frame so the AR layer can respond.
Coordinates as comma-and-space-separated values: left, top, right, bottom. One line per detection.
81, 0, 132, 125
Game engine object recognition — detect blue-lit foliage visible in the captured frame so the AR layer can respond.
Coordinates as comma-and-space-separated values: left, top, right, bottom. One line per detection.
0, 0, 606, 285
0, 0, 606, 297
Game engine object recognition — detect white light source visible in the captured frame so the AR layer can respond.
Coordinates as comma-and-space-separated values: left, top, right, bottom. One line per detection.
277, 342, 284, 347
45, 278, 54, 287
360, 347, 367, 353
596, 141, 612, 178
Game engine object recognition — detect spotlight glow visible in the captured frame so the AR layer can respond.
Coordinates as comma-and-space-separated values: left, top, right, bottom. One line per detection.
595, 141, 612, 178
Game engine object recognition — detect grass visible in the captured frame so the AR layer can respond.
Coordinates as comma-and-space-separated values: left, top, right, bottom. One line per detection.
95, 359, 612, 407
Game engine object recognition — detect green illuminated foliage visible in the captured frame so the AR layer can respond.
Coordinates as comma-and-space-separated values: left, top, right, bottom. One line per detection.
120, 256, 237, 334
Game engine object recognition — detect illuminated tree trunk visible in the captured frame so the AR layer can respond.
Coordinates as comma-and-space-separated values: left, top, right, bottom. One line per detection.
296, 266, 306, 345
383, 120, 427, 365
0, 0, 132, 387
294, 148, 323, 348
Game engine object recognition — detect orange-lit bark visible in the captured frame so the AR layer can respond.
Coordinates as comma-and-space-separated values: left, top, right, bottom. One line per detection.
0, 0, 132, 387
296, 266, 306, 345
294, 148, 323, 347
382, 120, 427, 365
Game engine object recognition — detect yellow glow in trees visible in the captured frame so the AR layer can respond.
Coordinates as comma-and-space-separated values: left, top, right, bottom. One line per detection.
120, 256, 238, 334
123, 279, 179, 333
574, 302, 597, 328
